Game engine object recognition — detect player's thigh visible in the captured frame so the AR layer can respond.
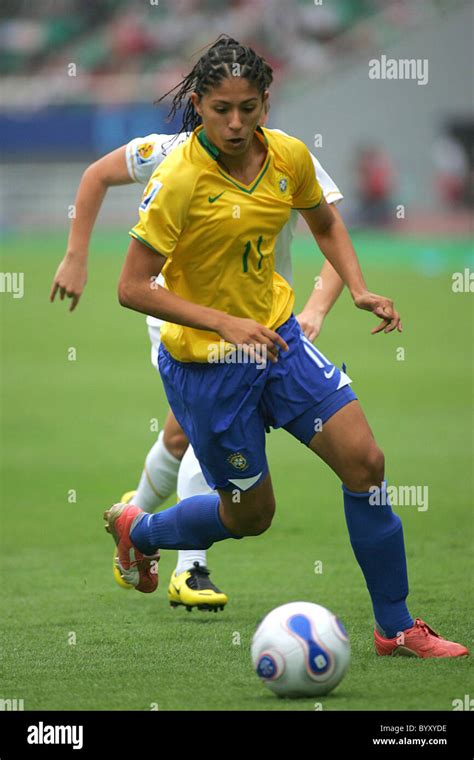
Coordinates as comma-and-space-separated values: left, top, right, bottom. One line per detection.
308, 400, 385, 489
162, 407, 189, 459
218, 473, 276, 537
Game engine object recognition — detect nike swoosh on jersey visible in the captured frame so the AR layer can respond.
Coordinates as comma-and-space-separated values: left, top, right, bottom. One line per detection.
324, 366, 336, 379
208, 192, 226, 203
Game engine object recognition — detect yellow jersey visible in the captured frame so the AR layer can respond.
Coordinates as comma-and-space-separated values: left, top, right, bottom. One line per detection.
130, 125, 323, 362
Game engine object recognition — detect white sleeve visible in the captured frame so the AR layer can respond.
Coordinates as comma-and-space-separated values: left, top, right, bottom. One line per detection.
125, 132, 190, 185
309, 152, 343, 205
270, 128, 342, 204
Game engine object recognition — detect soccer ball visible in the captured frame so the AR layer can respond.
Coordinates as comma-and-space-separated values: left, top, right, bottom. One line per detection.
251, 601, 350, 698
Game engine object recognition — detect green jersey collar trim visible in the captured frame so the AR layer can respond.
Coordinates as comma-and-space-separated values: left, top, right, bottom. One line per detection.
196, 128, 219, 159
196, 124, 268, 161
196, 125, 270, 194
217, 156, 270, 195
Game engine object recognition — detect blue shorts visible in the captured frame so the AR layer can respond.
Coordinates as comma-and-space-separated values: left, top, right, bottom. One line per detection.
158, 315, 357, 491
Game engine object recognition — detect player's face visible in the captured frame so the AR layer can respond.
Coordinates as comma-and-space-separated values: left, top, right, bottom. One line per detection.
191, 77, 268, 157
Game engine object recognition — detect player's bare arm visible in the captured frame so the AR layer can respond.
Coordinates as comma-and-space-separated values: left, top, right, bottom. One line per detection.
296, 205, 345, 340
300, 200, 402, 334
119, 238, 288, 362
50, 145, 131, 311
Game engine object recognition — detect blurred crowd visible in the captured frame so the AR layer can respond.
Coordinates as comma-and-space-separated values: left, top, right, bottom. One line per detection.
350, 129, 473, 225
1, 0, 471, 213
0, 0, 451, 84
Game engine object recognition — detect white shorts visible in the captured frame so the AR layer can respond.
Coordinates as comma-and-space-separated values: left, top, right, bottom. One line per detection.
147, 273, 166, 369
177, 444, 213, 500
147, 316, 163, 370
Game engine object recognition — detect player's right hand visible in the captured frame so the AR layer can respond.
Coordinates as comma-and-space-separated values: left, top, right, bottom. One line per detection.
218, 316, 289, 364
50, 253, 88, 312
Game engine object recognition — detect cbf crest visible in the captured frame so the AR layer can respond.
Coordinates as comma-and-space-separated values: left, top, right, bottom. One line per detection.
228, 452, 248, 471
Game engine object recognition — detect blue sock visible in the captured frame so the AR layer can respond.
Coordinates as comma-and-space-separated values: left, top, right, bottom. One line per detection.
343, 482, 414, 638
130, 493, 239, 554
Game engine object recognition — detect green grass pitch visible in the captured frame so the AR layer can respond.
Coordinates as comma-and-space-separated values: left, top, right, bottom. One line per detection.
1, 230, 472, 710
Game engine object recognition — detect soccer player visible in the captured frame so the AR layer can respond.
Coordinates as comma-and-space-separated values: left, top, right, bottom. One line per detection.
50, 90, 345, 611
105, 36, 468, 657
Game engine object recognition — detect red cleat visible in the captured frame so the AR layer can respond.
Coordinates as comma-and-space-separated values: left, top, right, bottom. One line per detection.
103, 503, 159, 593
374, 618, 469, 658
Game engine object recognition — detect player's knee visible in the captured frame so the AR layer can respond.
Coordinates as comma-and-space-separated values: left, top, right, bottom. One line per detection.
345, 442, 385, 491
237, 499, 275, 536
163, 428, 188, 460
246, 513, 273, 536
362, 443, 385, 489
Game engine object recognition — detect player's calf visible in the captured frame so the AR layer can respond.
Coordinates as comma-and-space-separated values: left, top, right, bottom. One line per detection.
218, 475, 276, 537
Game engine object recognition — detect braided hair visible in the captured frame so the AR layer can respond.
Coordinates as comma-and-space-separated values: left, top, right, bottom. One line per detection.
157, 35, 273, 135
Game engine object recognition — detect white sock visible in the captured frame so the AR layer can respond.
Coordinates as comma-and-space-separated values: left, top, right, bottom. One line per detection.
174, 444, 213, 574
175, 551, 208, 576
134, 431, 181, 513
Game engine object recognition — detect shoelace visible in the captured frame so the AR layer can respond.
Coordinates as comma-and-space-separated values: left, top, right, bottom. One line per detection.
414, 618, 439, 638
186, 562, 220, 592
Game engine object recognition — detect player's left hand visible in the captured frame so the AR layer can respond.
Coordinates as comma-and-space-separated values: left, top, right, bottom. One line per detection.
354, 292, 402, 334
296, 310, 324, 342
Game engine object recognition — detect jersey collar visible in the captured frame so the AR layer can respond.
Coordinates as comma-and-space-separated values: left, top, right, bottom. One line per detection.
195, 125, 270, 194
196, 124, 269, 160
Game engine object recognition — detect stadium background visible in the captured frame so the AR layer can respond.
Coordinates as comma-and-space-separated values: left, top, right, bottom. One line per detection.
1, 0, 472, 711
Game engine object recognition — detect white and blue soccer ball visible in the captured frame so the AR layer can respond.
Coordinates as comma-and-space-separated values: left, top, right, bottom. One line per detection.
251, 602, 350, 698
